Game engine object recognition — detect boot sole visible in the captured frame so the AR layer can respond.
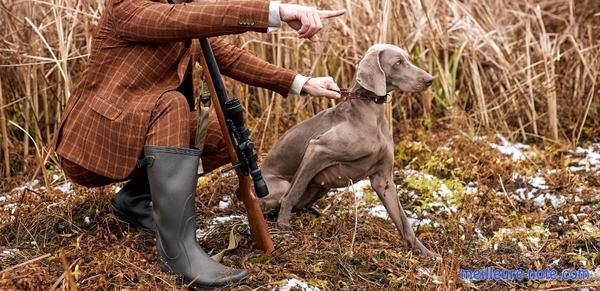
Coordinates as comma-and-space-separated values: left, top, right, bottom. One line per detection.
177, 276, 248, 291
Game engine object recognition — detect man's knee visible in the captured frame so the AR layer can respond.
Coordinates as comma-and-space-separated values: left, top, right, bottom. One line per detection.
159, 91, 190, 116
146, 91, 192, 147
60, 157, 116, 187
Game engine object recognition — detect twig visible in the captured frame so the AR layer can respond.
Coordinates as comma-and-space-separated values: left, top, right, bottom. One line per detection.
0, 253, 51, 275
498, 175, 517, 212
59, 250, 78, 291
111, 255, 176, 287
349, 179, 359, 257
49, 259, 78, 291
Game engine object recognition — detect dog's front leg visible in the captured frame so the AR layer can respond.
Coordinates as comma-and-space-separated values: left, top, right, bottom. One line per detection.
369, 170, 438, 258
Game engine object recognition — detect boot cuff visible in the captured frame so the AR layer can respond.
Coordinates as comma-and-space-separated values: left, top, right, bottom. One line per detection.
143, 145, 201, 157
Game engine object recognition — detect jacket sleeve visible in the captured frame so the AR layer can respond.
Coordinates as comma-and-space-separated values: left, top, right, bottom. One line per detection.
111, 0, 270, 42
209, 37, 296, 97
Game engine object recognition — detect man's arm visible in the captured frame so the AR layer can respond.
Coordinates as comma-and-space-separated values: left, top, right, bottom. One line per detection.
111, 0, 269, 42
210, 37, 342, 99
209, 37, 296, 97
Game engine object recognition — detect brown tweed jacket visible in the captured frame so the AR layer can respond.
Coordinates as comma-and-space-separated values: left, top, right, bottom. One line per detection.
55, 0, 296, 179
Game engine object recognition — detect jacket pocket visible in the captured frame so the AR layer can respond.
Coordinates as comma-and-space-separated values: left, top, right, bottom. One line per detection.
89, 96, 123, 120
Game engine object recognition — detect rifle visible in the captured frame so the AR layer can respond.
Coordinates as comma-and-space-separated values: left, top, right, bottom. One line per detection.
164, 0, 275, 255
197, 37, 275, 254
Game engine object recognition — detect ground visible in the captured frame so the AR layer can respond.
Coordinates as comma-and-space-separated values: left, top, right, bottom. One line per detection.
1, 127, 599, 290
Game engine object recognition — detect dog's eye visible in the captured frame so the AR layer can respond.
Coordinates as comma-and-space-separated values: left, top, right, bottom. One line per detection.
395, 60, 404, 67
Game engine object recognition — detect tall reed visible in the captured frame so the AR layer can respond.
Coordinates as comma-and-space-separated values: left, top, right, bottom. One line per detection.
1, 0, 598, 178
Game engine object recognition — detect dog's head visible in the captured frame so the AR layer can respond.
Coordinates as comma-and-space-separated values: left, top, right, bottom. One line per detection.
353, 44, 433, 96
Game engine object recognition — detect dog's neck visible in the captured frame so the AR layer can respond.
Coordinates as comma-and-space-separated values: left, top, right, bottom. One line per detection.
349, 77, 389, 99
339, 78, 388, 128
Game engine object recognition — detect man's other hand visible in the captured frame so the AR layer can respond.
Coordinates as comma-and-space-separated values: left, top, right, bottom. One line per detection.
279, 4, 345, 42
302, 77, 341, 99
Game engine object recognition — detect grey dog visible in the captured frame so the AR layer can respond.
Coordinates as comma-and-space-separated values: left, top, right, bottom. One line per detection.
260, 44, 436, 257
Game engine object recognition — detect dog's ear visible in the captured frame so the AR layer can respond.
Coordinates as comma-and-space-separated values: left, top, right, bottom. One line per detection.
356, 48, 386, 96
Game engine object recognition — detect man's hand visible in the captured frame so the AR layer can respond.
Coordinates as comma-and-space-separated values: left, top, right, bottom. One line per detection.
279, 4, 345, 41
302, 77, 341, 99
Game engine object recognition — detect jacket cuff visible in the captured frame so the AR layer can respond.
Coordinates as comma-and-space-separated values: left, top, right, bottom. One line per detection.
290, 74, 310, 96
267, 1, 281, 33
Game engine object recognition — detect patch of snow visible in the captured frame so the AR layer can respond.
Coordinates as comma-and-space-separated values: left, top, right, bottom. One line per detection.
366, 204, 388, 219
4, 203, 16, 214
532, 192, 566, 209
512, 187, 537, 201
475, 228, 488, 241
334, 179, 372, 199
218, 196, 231, 209
278, 278, 320, 291
402, 169, 459, 213
570, 144, 600, 173
417, 267, 442, 284
590, 266, 600, 280
196, 215, 248, 240
581, 222, 599, 235
13, 179, 40, 192
196, 227, 215, 241
465, 182, 478, 195
528, 171, 548, 189
490, 134, 530, 161
548, 193, 566, 209
56, 182, 74, 194
528, 236, 540, 247
569, 213, 579, 223
532, 194, 546, 207
1, 248, 19, 257
471, 135, 487, 142
213, 215, 246, 224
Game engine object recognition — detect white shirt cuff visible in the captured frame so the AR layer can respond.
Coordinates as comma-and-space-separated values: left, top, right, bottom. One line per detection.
268, 1, 281, 33
290, 74, 310, 96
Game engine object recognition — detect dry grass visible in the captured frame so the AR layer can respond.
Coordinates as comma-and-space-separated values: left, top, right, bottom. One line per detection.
0, 0, 599, 178
1, 0, 600, 289
1, 127, 599, 289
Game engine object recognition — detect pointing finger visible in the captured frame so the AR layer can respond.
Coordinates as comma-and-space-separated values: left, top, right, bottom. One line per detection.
317, 9, 346, 19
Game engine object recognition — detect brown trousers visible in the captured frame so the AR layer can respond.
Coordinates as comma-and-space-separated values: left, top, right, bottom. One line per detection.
61, 92, 229, 187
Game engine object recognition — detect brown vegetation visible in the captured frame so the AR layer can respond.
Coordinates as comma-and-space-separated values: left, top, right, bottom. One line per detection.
0, 0, 599, 289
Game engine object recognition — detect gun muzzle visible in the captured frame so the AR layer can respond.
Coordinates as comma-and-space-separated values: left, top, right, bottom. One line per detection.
252, 174, 269, 198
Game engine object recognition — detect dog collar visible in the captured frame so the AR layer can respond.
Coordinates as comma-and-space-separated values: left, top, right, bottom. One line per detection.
336, 89, 387, 104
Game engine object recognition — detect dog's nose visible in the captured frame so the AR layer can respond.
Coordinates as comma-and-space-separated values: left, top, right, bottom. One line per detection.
422, 76, 434, 87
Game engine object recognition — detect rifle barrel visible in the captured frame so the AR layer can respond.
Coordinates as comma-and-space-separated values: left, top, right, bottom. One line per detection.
199, 38, 229, 106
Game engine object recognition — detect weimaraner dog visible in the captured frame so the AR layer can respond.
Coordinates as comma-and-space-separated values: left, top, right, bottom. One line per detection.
260, 44, 436, 257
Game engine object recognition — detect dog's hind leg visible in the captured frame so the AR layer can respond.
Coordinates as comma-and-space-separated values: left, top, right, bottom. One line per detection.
277, 143, 348, 227
369, 169, 438, 258
293, 185, 329, 215
260, 175, 290, 212
277, 155, 333, 226
277, 127, 373, 228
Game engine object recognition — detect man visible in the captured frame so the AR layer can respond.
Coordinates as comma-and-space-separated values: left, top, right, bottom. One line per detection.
54, 0, 345, 288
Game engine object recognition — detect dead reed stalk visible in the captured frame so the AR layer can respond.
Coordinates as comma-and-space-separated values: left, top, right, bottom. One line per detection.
0, 0, 598, 178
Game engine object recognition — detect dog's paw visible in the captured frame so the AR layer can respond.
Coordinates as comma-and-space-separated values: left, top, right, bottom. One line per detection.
276, 218, 292, 230
415, 247, 440, 260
